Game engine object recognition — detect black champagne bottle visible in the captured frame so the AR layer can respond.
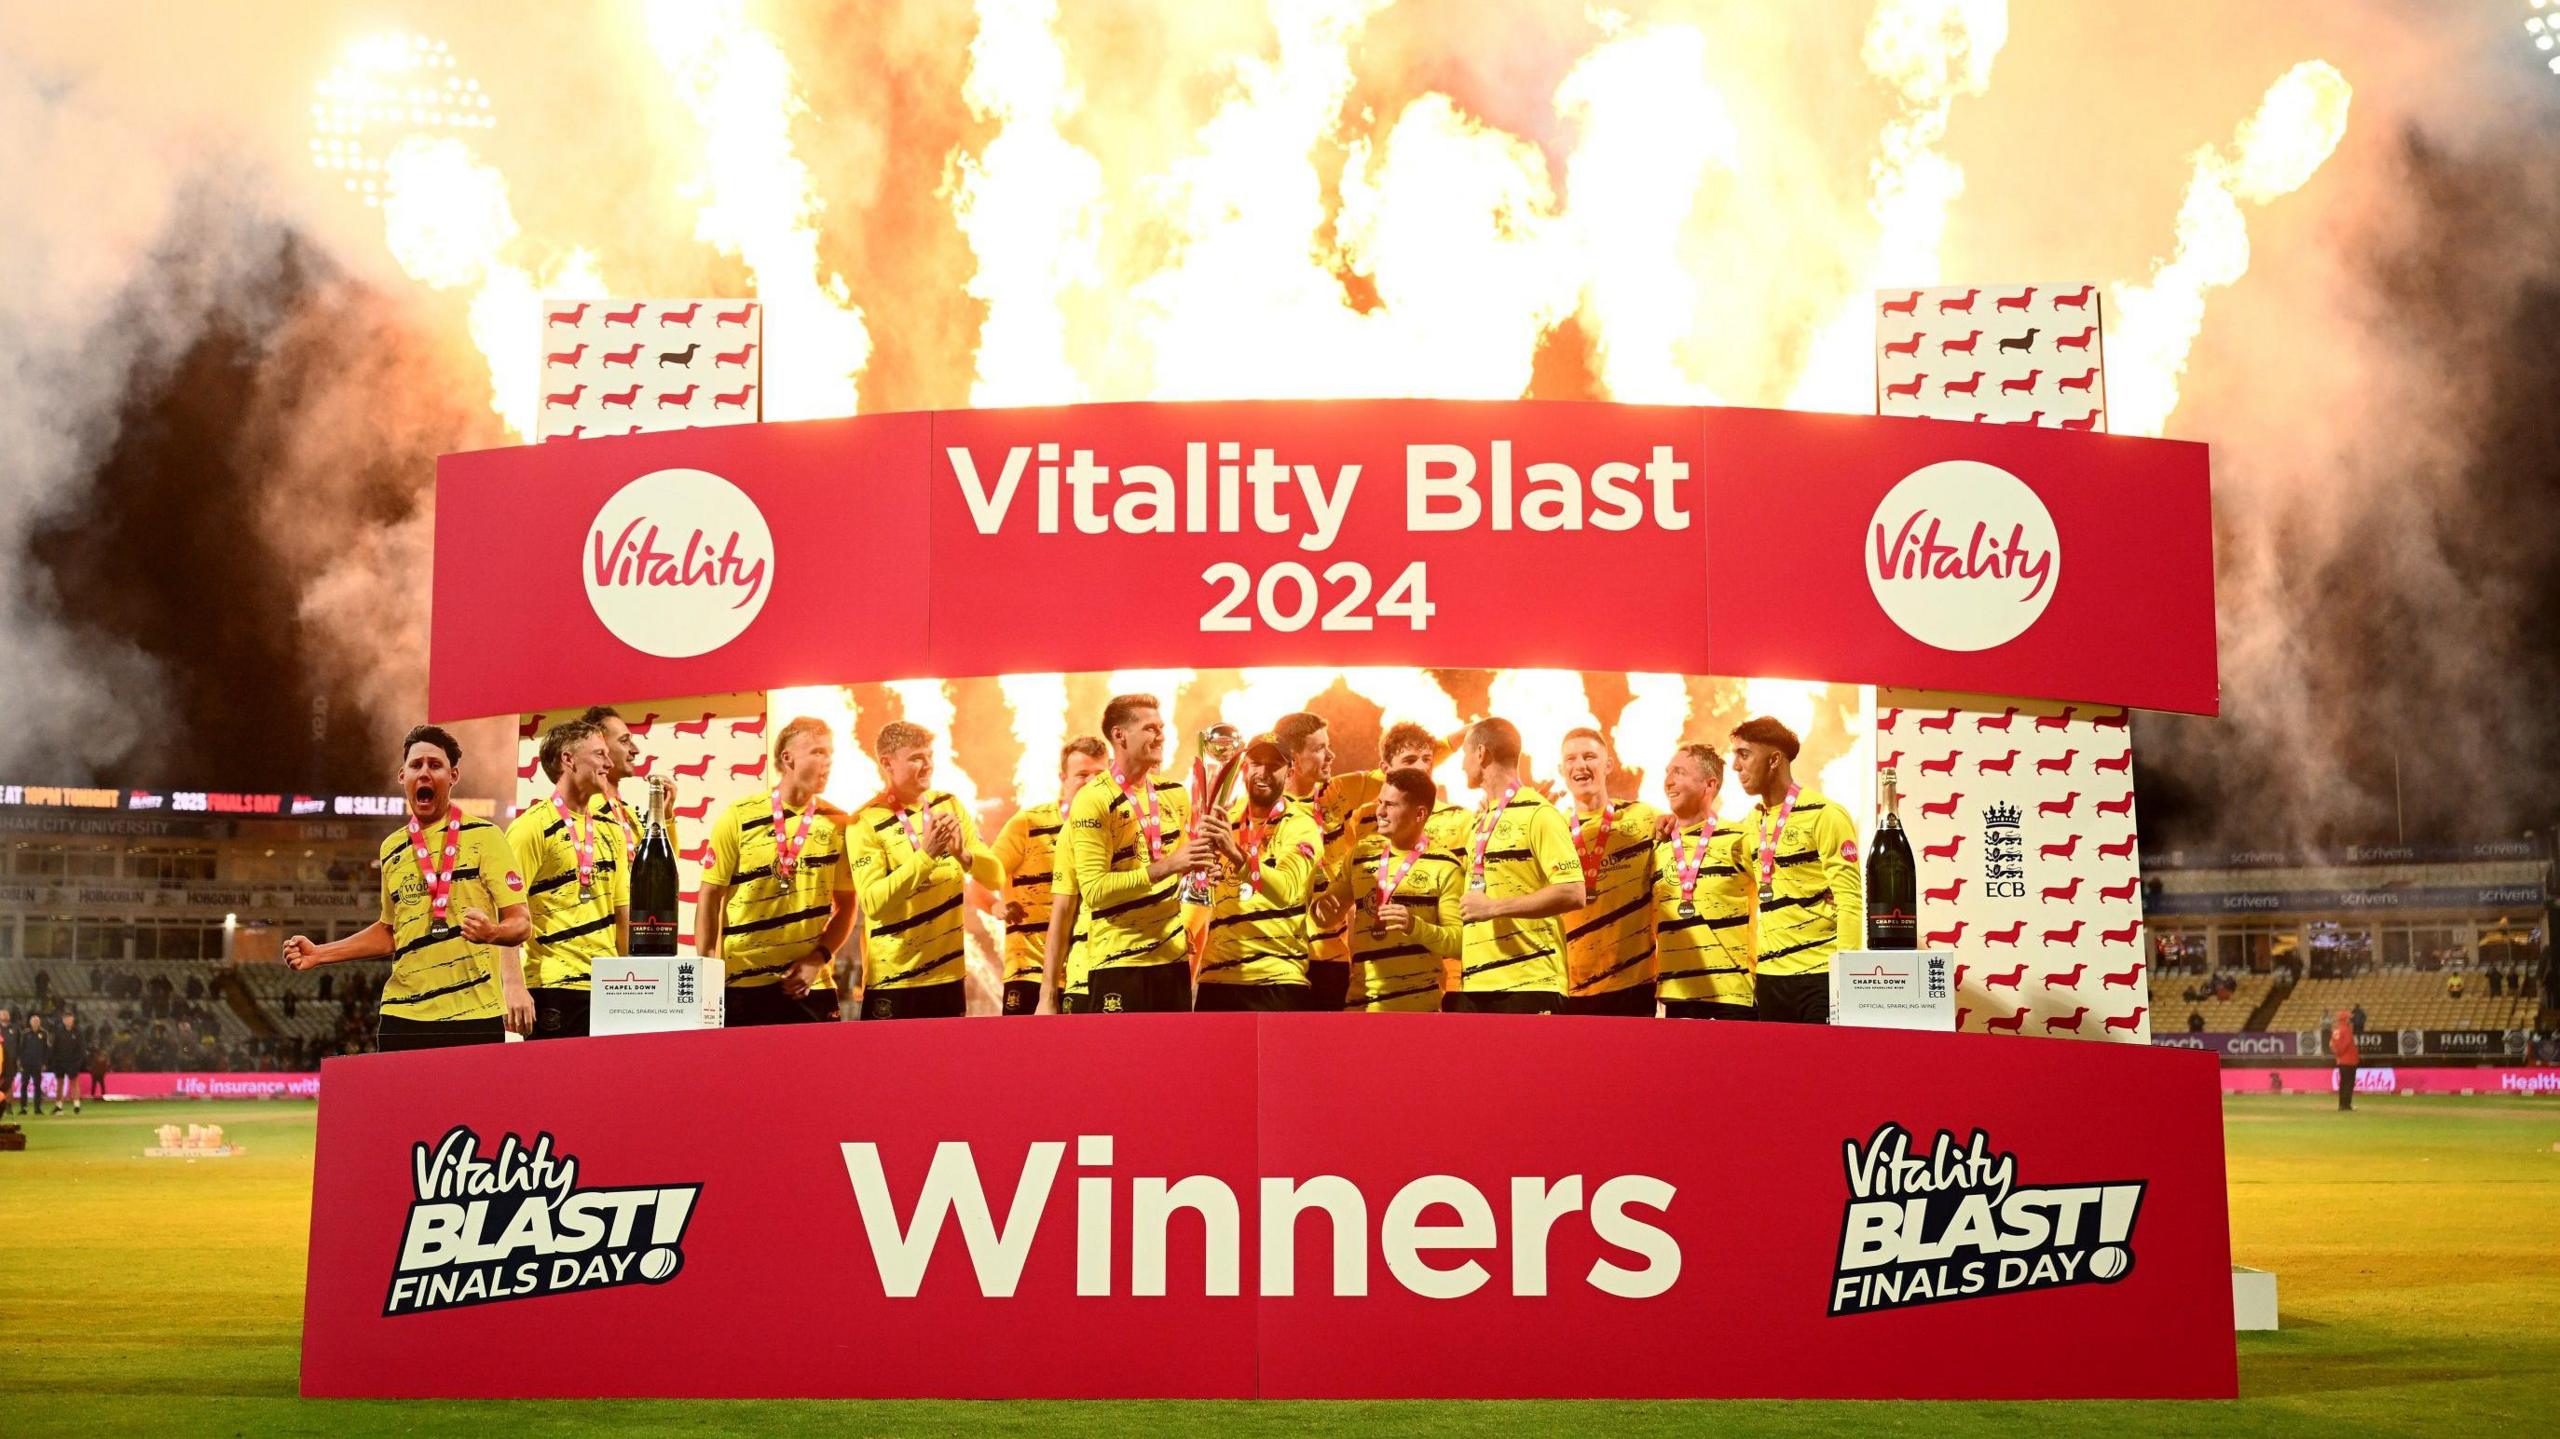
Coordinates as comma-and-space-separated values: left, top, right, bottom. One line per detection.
631, 777, 680, 956
1866, 767, 1918, 949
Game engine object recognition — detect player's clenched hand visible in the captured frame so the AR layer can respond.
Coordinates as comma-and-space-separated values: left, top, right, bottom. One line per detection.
1459, 891, 1504, 923
1310, 892, 1347, 929
1651, 812, 1679, 842
458, 907, 498, 943
282, 935, 319, 970
502, 980, 535, 1036
1376, 901, 1415, 935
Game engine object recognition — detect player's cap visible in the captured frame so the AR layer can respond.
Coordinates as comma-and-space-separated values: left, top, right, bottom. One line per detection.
1245, 732, 1292, 764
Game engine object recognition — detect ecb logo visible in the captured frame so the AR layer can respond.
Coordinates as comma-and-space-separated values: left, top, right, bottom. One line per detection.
584, 468, 775, 658
1864, 460, 2061, 653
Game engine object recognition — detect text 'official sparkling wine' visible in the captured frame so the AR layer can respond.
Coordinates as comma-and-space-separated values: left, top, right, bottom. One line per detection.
1866, 767, 1917, 949
631, 776, 679, 956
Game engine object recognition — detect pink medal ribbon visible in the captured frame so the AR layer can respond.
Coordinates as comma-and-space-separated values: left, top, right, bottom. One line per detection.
1370, 831, 1429, 937
1566, 798, 1615, 888
1466, 781, 1520, 894
551, 793, 597, 900
770, 792, 814, 888
1112, 759, 1164, 862
1668, 819, 1712, 918
1233, 796, 1285, 897
1754, 783, 1800, 907
408, 806, 464, 928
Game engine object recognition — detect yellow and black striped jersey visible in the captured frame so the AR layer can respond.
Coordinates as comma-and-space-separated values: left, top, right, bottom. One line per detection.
993, 802, 1070, 985
1335, 831, 1465, 1011
847, 791, 1003, 991
701, 790, 849, 988
1456, 786, 1586, 994
375, 814, 526, 1022
1291, 770, 1386, 966
591, 788, 643, 858
1197, 800, 1323, 988
1063, 769, 1192, 972
1050, 856, 1090, 999
505, 801, 629, 991
1654, 817, 1755, 1007
1559, 799, 1661, 997
1749, 787, 1864, 977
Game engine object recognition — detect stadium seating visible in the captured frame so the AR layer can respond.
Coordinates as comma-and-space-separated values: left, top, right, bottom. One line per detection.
2265, 971, 2542, 1035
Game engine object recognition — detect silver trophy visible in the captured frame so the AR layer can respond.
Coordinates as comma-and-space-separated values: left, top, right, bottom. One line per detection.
1181, 723, 1247, 906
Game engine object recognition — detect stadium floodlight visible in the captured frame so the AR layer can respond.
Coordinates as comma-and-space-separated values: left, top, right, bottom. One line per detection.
2530, 0, 2560, 75
308, 32, 497, 206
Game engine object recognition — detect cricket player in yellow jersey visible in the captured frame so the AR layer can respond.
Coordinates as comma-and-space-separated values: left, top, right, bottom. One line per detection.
1730, 716, 1863, 1024
1043, 861, 1094, 1013
1321, 767, 1465, 1012
993, 737, 1108, 1015
1057, 693, 1216, 1014
576, 704, 653, 852
1652, 743, 1756, 1020
1556, 727, 1662, 1016
1449, 717, 1586, 1014
696, 717, 862, 1026
506, 719, 630, 1040
845, 722, 1004, 1020
284, 725, 533, 1050
1363, 721, 1474, 852
1195, 733, 1325, 1010
1272, 711, 1384, 1014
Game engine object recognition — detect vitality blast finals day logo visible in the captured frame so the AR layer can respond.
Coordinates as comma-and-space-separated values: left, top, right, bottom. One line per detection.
584, 467, 774, 658
385, 1127, 701, 1317
1828, 1123, 2142, 1317
1865, 459, 2061, 652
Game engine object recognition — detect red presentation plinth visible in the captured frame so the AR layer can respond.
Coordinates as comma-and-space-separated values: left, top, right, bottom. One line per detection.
301, 1016, 2235, 1399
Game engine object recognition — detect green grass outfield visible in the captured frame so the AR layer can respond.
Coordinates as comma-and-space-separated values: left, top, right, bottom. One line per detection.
3, 1094, 2554, 1436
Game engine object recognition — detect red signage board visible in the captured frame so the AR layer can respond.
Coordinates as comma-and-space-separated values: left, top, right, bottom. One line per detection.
301, 1016, 2236, 1399
429, 401, 2216, 720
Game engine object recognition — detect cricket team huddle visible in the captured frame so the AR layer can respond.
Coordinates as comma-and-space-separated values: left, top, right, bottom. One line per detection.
283, 693, 1864, 1050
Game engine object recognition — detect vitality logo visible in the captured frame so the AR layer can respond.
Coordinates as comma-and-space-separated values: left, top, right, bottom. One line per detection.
385, 1126, 700, 1317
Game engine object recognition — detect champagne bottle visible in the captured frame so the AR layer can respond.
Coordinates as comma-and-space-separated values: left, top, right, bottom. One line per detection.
1866, 767, 1918, 949
631, 777, 680, 957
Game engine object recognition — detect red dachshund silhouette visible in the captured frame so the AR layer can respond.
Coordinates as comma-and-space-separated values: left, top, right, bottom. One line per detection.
1881, 290, 1922, 316
1985, 922, 2026, 948
1977, 750, 2019, 775
546, 343, 587, 367
2096, 793, 2136, 817
2001, 410, 2044, 426
2000, 369, 2042, 395
624, 713, 661, 737
673, 796, 715, 821
2104, 1006, 2147, 1034
1953, 964, 1970, 989
1920, 752, 1961, 777
1880, 750, 1903, 770
2057, 324, 2096, 350
1986, 963, 2028, 989
1922, 834, 1966, 862
2060, 409, 2101, 431
1996, 286, 2038, 312
2036, 793, 2079, 818
2093, 708, 2131, 730
674, 713, 715, 737
2042, 920, 2085, 947
2044, 962, 2086, 989
543, 385, 585, 409
2102, 961, 2146, 989
547, 302, 590, 327
1942, 371, 1985, 397
1925, 877, 1967, 904
1926, 921, 1968, 947
2044, 1006, 2088, 1034
1938, 288, 1980, 314
1956, 1006, 1971, 1030
2094, 750, 2132, 774
658, 384, 700, 409
604, 303, 645, 326
2038, 834, 2082, 861
1939, 330, 1981, 356
730, 715, 769, 738
630, 755, 655, 778
2035, 706, 2079, 731
2097, 834, 2138, 859
517, 756, 540, 780
1917, 709, 1958, 733
1975, 707, 2019, 732
716, 303, 759, 327
1986, 1005, 2029, 1035
682, 841, 713, 867
2041, 877, 2083, 904
2099, 877, 2139, 903
672, 755, 713, 780
2055, 284, 2095, 309
727, 757, 768, 780
602, 343, 643, 367
1879, 707, 1902, 731
518, 716, 543, 738
2059, 367, 2099, 394
601, 384, 642, 410
659, 302, 702, 326
2036, 750, 2078, 775
541, 426, 585, 443
1885, 373, 1928, 400
716, 343, 758, 368
1920, 792, 1964, 819
2100, 921, 2141, 946
714, 385, 756, 409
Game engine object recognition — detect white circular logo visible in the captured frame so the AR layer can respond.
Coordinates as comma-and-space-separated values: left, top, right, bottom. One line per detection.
583, 468, 774, 658
1864, 459, 2061, 652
